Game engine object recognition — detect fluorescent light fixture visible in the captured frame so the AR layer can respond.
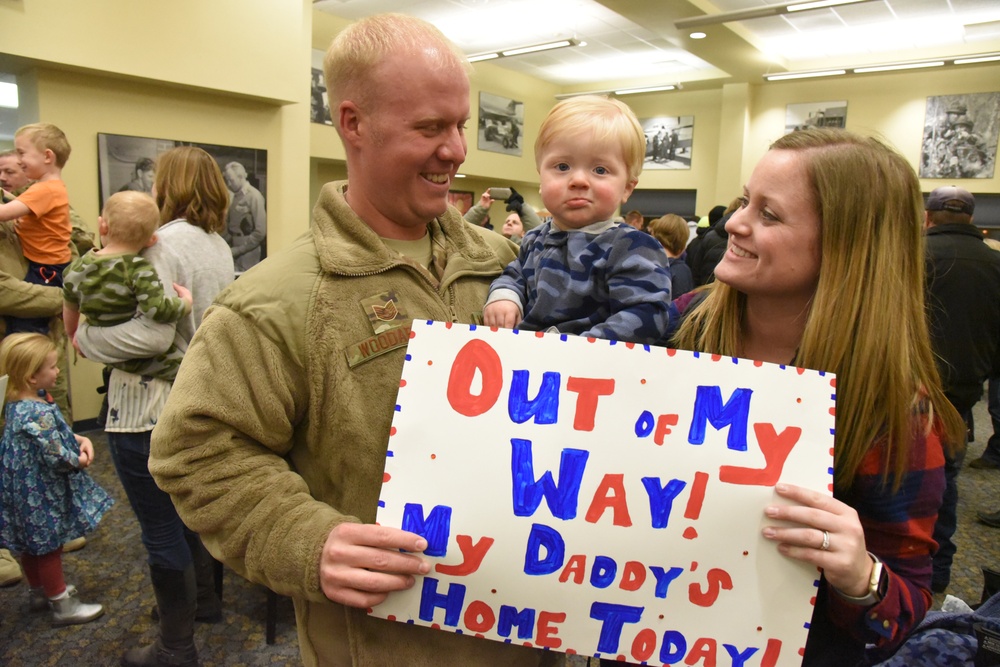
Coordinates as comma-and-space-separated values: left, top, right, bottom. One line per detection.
675, 0, 874, 30
467, 52, 499, 63
853, 61, 944, 73
501, 39, 577, 57
555, 84, 681, 100
954, 54, 1000, 65
614, 85, 679, 95
0, 82, 17, 109
787, 0, 860, 11
454, 173, 466, 178
764, 69, 846, 81
468, 38, 581, 64
689, 32, 707, 39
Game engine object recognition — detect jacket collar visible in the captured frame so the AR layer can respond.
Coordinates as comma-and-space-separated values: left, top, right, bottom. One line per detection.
926, 222, 984, 240
311, 181, 505, 277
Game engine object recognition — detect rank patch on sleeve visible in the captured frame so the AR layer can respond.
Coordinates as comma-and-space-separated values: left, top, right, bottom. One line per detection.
361, 290, 410, 334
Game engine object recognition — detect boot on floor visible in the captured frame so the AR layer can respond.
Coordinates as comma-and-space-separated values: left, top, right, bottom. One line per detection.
32, 584, 76, 612
122, 564, 199, 667
186, 533, 222, 623
150, 535, 221, 624
49, 588, 103, 626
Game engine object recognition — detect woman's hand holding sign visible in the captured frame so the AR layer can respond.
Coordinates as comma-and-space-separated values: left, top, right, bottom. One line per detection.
762, 483, 874, 599
320, 522, 431, 608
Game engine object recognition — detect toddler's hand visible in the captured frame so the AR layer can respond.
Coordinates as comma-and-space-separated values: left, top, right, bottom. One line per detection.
173, 283, 193, 309
77, 436, 94, 468
484, 300, 522, 329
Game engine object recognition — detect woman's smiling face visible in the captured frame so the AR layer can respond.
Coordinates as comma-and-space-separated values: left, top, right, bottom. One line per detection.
713, 148, 822, 307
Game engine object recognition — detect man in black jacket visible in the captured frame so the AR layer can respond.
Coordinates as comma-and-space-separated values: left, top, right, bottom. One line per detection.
923, 186, 1000, 592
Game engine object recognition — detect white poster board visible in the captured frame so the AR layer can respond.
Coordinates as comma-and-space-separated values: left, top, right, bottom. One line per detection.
373, 322, 835, 666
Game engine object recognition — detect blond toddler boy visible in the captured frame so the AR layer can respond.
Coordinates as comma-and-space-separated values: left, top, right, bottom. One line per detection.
63, 191, 192, 381
484, 95, 672, 344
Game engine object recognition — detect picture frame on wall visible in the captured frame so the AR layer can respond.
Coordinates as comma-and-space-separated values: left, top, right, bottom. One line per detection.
478, 92, 524, 157
638, 116, 694, 170
784, 101, 847, 134
920, 92, 999, 179
448, 190, 474, 215
97, 132, 268, 274
310, 48, 333, 126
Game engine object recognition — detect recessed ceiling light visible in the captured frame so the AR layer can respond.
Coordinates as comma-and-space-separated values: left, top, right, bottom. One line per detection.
690, 32, 707, 39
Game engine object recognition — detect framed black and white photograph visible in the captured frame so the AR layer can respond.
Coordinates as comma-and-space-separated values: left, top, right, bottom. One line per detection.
478, 92, 524, 157
639, 116, 694, 170
920, 92, 999, 179
310, 48, 333, 126
785, 101, 847, 134
97, 132, 268, 273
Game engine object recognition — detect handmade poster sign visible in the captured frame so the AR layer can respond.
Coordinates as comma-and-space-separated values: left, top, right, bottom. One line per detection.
373, 321, 835, 666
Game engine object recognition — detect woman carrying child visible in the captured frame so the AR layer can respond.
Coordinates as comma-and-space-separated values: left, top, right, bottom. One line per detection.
0, 332, 112, 625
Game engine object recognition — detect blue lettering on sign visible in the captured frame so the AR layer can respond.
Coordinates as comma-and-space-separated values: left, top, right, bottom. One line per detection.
401, 503, 452, 557
590, 556, 617, 589
641, 477, 687, 529
418, 577, 465, 626
687, 385, 753, 451
508, 370, 561, 424
511, 439, 588, 520
649, 566, 685, 599
498, 605, 536, 639
523, 523, 565, 575
725, 644, 760, 667
634, 410, 655, 437
590, 601, 645, 654
660, 629, 687, 663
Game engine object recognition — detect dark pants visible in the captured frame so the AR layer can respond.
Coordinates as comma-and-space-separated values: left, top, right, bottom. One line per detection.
107, 430, 194, 571
982, 377, 1000, 466
932, 411, 969, 589
5, 260, 69, 335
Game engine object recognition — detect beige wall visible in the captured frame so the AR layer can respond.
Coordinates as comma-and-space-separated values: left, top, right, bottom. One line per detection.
747, 64, 1000, 196
2, 0, 313, 423
1, 4, 998, 422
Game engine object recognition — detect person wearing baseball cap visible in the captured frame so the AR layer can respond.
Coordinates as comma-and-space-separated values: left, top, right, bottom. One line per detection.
922, 185, 1000, 592
926, 185, 975, 216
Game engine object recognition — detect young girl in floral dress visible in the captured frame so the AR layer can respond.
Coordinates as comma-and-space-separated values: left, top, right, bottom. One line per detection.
0, 333, 112, 625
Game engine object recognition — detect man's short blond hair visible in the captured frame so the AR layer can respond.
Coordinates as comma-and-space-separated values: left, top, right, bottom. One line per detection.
534, 96, 646, 183
102, 191, 161, 247
324, 13, 470, 116
15, 123, 72, 168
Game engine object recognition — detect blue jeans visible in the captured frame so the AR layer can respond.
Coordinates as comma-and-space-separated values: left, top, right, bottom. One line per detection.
107, 430, 193, 571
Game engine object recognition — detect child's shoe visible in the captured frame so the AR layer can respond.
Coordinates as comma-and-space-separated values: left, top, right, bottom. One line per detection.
31, 584, 76, 612
49, 588, 103, 626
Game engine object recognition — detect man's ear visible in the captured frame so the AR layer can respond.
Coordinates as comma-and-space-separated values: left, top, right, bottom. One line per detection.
923, 212, 933, 229
339, 101, 363, 147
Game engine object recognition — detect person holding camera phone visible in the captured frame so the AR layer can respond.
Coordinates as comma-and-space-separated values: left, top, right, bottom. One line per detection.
462, 186, 543, 241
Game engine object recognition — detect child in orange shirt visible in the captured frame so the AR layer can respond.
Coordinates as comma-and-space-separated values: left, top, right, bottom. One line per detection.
0, 123, 73, 335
